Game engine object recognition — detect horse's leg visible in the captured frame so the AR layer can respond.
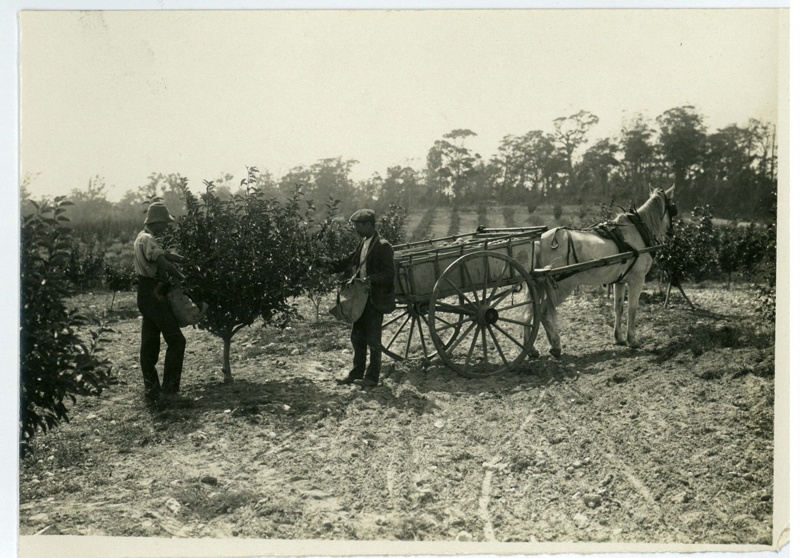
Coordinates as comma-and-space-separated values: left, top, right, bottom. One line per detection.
613, 282, 626, 345
521, 288, 540, 359
541, 304, 561, 358
626, 278, 645, 348
541, 280, 575, 358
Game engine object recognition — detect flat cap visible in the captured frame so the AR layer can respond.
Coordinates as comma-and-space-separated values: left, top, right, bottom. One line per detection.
349, 209, 376, 223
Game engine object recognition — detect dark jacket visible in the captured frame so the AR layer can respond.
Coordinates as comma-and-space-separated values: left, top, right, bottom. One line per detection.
332, 233, 396, 314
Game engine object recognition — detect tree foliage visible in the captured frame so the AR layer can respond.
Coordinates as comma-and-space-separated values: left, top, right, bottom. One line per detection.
20, 198, 113, 455
303, 198, 358, 321
165, 172, 318, 381
656, 106, 707, 191
427, 129, 482, 202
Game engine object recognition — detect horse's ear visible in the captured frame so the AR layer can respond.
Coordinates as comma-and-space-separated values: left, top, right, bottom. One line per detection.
648, 184, 655, 194
665, 185, 675, 198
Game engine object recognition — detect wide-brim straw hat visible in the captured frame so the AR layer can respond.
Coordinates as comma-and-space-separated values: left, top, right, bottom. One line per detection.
144, 202, 175, 225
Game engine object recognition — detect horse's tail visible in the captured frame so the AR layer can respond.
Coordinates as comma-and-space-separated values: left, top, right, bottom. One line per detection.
537, 275, 559, 319
532, 239, 559, 319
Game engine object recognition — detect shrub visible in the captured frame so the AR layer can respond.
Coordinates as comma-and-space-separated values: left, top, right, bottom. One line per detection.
717, 222, 769, 287
304, 198, 358, 321
166, 173, 317, 381
20, 198, 113, 455
377, 203, 408, 246
753, 223, 776, 322
502, 206, 516, 228
63, 238, 106, 291
658, 205, 719, 285
476, 203, 488, 227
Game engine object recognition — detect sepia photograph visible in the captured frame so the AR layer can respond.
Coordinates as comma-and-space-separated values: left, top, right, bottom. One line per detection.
9, 3, 792, 557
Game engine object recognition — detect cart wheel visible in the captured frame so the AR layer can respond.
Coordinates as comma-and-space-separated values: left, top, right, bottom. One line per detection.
381, 301, 462, 361
428, 251, 541, 378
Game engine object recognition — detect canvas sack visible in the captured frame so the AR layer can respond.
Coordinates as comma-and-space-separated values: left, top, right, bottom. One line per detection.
167, 285, 205, 327
328, 236, 378, 323
328, 278, 370, 323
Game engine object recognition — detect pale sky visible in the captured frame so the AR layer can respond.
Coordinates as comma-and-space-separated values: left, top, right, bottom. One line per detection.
19, 8, 785, 201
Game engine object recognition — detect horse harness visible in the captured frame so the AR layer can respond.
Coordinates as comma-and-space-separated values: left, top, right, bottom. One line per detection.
550, 208, 657, 284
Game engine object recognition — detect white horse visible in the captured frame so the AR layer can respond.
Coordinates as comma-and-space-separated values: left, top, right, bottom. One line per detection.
525, 186, 676, 357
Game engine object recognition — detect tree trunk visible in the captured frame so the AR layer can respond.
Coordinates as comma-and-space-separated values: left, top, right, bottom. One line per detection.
221, 336, 234, 383
675, 281, 697, 310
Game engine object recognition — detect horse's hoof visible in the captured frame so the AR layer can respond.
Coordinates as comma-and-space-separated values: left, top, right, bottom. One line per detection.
615, 340, 626, 346
549, 348, 562, 359
528, 347, 540, 360
222, 372, 234, 384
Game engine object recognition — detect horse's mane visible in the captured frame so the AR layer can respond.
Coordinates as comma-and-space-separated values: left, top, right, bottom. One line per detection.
616, 189, 668, 242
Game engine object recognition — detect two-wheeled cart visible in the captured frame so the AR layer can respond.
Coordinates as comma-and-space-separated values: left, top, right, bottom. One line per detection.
382, 225, 663, 378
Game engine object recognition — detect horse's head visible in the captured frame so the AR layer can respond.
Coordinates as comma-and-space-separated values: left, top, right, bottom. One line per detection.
646, 185, 677, 241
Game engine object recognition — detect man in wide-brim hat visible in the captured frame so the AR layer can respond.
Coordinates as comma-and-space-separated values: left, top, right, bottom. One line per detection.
133, 202, 191, 404
327, 209, 396, 389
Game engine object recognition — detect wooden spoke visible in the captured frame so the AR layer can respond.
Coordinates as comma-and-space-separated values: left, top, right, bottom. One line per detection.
487, 325, 510, 368
444, 278, 478, 310
386, 313, 412, 350
464, 325, 480, 369
428, 251, 542, 378
381, 303, 461, 362
491, 321, 528, 351
488, 260, 511, 301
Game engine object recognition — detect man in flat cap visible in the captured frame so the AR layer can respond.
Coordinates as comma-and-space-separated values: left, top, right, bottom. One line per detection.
134, 202, 191, 404
328, 209, 396, 389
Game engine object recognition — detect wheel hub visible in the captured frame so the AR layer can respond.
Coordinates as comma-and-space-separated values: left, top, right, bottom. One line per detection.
478, 306, 499, 326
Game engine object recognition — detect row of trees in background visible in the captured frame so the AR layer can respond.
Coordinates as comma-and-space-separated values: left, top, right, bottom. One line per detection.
21, 105, 777, 237
440, 108, 776, 219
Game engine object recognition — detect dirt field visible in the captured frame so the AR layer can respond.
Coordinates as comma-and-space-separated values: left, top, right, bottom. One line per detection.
19, 283, 775, 544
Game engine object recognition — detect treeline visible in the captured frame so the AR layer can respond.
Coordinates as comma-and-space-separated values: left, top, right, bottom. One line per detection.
21, 105, 777, 242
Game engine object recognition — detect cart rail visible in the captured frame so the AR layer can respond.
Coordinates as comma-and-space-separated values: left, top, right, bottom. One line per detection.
393, 228, 546, 302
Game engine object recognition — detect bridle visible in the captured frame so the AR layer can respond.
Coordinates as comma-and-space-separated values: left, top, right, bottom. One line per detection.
658, 190, 678, 234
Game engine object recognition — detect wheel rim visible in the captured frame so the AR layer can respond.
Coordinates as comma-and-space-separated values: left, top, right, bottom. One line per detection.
428, 251, 541, 377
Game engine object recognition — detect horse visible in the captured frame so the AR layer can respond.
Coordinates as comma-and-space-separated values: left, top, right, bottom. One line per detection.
524, 186, 677, 357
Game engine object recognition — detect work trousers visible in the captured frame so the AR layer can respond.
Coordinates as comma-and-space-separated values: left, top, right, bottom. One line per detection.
349, 301, 384, 383
137, 277, 186, 398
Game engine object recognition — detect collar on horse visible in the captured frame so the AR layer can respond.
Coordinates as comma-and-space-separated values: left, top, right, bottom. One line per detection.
594, 221, 641, 283
627, 209, 655, 249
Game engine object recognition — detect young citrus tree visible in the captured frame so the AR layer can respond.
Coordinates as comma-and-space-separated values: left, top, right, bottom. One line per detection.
167, 172, 317, 382
20, 198, 113, 456
376, 203, 408, 246
304, 198, 357, 321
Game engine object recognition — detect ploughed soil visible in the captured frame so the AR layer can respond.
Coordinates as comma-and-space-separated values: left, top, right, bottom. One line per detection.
19, 283, 775, 545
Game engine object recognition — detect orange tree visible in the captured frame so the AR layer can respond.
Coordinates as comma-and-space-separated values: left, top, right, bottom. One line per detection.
20, 198, 112, 455
302, 201, 408, 321
167, 173, 318, 382
304, 197, 356, 321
